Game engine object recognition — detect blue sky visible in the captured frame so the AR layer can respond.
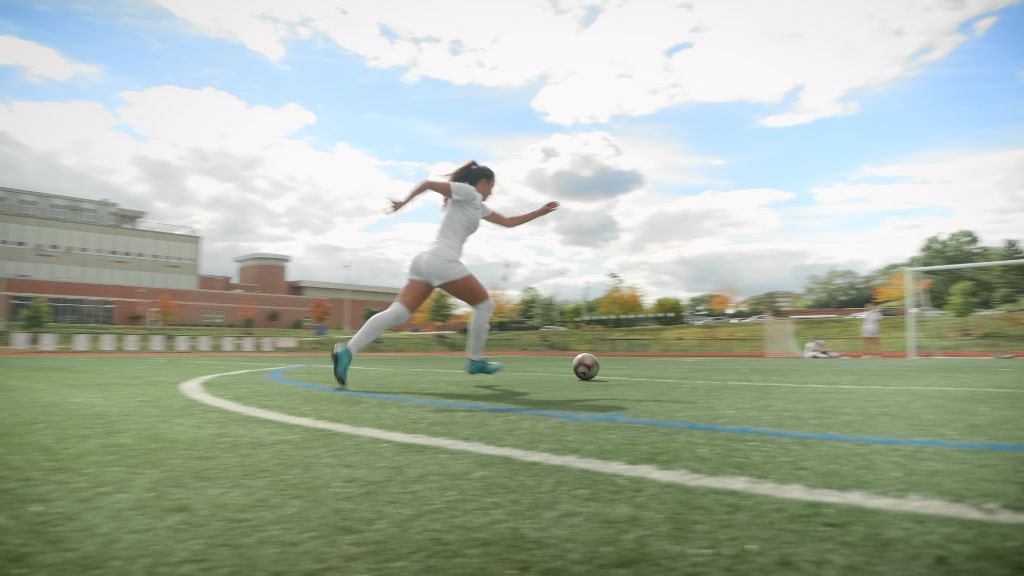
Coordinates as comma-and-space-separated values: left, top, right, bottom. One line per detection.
1, 0, 1022, 302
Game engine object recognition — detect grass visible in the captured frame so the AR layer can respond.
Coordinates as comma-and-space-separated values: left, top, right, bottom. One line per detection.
1, 354, 1022, 575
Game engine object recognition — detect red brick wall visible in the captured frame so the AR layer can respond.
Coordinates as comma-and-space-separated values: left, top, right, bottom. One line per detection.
238, 264, 287, 294
199, 275, 231, 291
3, 278, 406, 330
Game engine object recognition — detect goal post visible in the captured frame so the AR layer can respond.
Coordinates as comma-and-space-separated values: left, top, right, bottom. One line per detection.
762, 316, 801, 357
904, 258, 1024, 358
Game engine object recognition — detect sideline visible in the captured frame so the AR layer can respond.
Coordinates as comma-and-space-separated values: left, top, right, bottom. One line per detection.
180, 367, 1024, 525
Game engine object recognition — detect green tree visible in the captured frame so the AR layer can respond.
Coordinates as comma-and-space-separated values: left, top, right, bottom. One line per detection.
517, 287, 544, 325
428, 291, 455, 324
688, 294, 712, 316
362, 308, 379, 322
650, 297, 685, 325
909, 231, 989, 308
19, 297, 52, 330
986, 240, 1024, 306
803, 269, 872, 308
945, 280, 980, 317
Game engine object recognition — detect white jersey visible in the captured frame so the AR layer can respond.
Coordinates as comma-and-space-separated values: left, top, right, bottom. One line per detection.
424, 181, 492, 260
861, 309, 882, 337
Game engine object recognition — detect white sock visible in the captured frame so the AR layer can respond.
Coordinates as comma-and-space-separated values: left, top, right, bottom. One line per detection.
346, 302, 410, 354
467, 298, 494, 361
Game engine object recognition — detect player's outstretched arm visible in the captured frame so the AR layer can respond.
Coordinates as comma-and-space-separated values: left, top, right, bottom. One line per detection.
484, 202, 559, 228
389, 180, 452, 213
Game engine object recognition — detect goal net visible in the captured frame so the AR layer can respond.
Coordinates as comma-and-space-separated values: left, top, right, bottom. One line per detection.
904, 258, 1024, 358
762, 316, 800, 357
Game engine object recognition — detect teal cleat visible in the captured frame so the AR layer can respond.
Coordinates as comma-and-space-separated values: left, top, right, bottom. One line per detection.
331, 343, 352, 388
467, 358, 502, 375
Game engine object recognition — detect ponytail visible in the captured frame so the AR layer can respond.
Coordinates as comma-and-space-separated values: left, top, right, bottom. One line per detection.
442, 160, 494, 209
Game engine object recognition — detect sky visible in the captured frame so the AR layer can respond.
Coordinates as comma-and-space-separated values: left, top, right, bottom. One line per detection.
1, 0, 1022, 305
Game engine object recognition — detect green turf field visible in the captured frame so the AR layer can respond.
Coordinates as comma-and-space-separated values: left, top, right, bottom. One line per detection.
2, 354, 1022, 575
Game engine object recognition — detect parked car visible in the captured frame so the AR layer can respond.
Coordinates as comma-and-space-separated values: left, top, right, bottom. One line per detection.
539, 325, 568, 331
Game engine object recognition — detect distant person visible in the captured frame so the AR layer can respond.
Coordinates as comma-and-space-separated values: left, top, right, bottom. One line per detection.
331, 161, 559, 387
804, 338, 841, 358
861, 303, 883, 358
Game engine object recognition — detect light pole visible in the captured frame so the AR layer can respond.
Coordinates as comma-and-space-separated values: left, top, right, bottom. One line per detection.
343, 265, 351, 332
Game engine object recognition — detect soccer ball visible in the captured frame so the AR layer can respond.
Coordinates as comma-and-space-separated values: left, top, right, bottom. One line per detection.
572, 352, 600, 381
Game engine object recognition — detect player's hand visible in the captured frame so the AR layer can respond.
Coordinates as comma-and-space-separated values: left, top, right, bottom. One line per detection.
389, 199, 407, 213
540, 201, 559, 213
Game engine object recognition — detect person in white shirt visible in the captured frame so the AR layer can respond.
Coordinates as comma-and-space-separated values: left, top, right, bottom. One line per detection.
332, 161, 559, 387
804, 338, 840, 358
860, 303, 883, 358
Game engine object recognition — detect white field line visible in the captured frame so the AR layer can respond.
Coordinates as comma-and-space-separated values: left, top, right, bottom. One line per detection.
180, 367, 1024, 525
343, 366, 1024, 393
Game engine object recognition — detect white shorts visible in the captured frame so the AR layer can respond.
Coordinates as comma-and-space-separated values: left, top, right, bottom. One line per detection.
408, 252, 471, 287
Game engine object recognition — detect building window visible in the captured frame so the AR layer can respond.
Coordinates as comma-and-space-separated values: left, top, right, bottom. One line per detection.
9, 296, 115, 325
202, 310, 225, 324
17, 198, 37, 216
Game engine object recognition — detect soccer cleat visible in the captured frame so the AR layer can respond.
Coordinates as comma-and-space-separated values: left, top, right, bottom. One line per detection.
467, 358, 502, 375
332, 343, 352, 388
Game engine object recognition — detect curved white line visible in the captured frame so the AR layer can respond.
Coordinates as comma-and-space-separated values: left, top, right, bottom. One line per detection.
180, 367, 1024, 525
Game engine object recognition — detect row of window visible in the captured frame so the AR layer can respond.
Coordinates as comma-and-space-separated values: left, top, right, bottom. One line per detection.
10, 296, 115, 325
0, 240, 196, 262
0, 197, 103, 223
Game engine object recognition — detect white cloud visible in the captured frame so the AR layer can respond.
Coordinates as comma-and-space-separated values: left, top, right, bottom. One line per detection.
154, 0, 1015, 126
1, 85, 1020, 302
808, 148, 1024, 240
0, 35, 100, 81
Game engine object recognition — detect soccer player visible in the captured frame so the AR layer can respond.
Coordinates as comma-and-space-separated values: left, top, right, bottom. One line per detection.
804, 338, 841, 358
860, 303, 883, 358
331, 161, 559, 387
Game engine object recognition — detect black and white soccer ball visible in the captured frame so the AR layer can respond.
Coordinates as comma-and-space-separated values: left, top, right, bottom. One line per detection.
572, 352, 600, 381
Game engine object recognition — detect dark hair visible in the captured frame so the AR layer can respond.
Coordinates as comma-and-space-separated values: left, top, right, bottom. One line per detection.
447, 160, 494, 186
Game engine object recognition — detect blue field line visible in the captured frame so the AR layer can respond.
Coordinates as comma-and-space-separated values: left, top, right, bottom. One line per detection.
264, 368, 1024, 452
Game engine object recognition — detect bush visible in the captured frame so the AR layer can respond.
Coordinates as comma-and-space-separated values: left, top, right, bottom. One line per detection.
19, 297, 52, 330
291, 319, 304, 329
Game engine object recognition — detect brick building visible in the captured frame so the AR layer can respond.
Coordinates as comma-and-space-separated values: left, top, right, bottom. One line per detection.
0, 186, 399, 329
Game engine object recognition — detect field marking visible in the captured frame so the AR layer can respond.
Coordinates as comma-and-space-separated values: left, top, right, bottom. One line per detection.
345, 366, 1024, 393
263, 367, 1024, 452
180, 367, 1024, 525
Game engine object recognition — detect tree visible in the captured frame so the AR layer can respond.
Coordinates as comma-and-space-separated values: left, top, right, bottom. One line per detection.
428, 291, 455, 324
707, 293, 730, 314
157, 294, 177, 326
872, 272, 932, 307
362, 308, 379, 322
490, 290, 518, 329
744, 293, 783, 316
803, 269, 872, 308
987, 240, 1024, 306
688, 294, 712, 316
594, 277, 644, 317
945, 280, 980, 317
909, 231, 989, 308
309, 300, 332, 325
19, 297, 51, 330
517, 287, 544, 325
650, 297, 685, 325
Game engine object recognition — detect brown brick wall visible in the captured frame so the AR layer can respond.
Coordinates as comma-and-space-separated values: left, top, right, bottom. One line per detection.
238, 264, 287, 294
3, 278, 406, 330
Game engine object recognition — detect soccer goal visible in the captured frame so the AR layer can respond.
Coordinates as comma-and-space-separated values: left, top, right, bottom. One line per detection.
762, 316, 801, 357
904, 258, 1024, 358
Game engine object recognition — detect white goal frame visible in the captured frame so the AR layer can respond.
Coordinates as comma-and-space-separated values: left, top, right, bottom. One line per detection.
903, 258, 1024, 358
